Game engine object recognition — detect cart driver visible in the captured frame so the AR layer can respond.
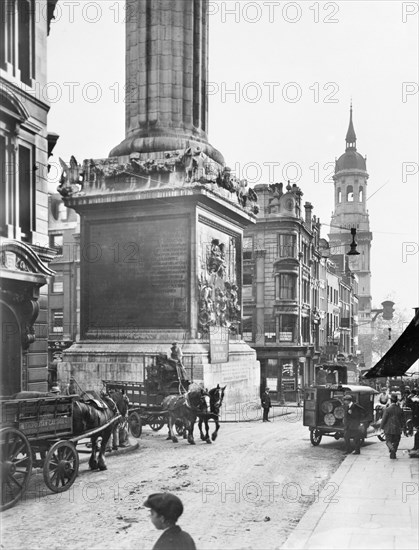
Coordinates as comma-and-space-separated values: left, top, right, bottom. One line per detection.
170, 342, 188, 381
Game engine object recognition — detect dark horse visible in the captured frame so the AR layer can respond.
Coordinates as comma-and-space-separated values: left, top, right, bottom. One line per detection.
162, 387, 210, 444
197, 385, 226, 443
13, 389, 128, 471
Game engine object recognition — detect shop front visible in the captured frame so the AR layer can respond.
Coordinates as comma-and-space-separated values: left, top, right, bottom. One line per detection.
259, 350, 313, 404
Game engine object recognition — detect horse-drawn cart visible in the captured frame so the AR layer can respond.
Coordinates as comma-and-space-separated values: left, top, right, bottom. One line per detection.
102, 379, 185, 438
103, 350, 190, 438
0, 393, 121, 511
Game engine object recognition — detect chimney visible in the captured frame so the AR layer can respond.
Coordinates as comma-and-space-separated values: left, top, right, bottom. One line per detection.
304, 202, 313, 229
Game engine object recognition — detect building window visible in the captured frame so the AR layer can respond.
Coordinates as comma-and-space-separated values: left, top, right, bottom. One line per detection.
278, 314, 296, 342
243, 236, 253, 260
18, 143, 35, 241
337, 188, 341, 203
359, 187, 363, 202
52, 310, 63, 333
242, 316, 253, 342
302, 316, 310, 343
243, 272, 253, 286
1, 1, 35, 84
346, 185, 354, 202
278, 273, 296, 300
50, 233, 63, 254
302, 279, 310, 304
52, 275, 63, 293
278, 234, 296, 258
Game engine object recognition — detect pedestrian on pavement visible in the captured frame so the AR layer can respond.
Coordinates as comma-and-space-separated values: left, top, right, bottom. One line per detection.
144, 492, 196, 550
261, 387, 271, 422
381, 392, 405, 459
343, 394, 365, 455
375, 386, 390, 421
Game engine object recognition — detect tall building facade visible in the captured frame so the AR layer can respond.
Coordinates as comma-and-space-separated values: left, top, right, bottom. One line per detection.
0, 1, 58, 394
328, 107, 372, 368
243, 183, 322, 403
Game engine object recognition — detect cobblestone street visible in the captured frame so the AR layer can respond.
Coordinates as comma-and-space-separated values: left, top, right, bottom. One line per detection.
1, 414, 347, 550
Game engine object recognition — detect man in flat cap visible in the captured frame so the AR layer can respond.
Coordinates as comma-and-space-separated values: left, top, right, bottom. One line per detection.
343, 394, 365, 455
144, 492, 196, 550
381, 392, 405, 459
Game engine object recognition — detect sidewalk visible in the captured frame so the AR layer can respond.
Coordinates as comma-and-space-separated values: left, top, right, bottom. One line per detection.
282, 438, 419, 550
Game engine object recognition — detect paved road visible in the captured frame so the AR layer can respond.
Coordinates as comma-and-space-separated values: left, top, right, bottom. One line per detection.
1, 413, 349, 550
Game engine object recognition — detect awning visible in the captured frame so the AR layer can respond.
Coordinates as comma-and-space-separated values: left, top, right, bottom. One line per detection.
363, 308, 419, 378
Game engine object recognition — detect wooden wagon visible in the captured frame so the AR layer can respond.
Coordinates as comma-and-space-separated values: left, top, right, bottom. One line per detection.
102, 378, 186, 439
0, 394, 119, 511
103, 352, 190, 438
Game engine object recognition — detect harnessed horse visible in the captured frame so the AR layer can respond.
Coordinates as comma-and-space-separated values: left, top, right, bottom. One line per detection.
13, 389, 127, 471
162, 388, 210, 444
197, 385, 226, 443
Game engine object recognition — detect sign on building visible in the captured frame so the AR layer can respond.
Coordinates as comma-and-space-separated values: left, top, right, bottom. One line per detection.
209, 326, 229, 364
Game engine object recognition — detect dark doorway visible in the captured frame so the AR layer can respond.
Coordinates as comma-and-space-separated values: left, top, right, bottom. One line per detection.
1, 303, 21, 396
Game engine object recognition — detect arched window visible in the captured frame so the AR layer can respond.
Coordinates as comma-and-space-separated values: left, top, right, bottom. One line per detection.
337, 188, 342, 203
346, 185, 354, 202
359, 187, 363, 202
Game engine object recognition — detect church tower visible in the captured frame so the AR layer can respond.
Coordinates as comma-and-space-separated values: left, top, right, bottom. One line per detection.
329, 106, 373, 365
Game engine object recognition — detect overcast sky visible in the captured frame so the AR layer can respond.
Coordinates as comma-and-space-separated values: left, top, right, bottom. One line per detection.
47, 0, 418, 315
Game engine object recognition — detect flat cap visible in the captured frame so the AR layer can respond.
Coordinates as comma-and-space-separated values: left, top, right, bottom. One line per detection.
143, 493, 183, 521
343, 394, 353, 401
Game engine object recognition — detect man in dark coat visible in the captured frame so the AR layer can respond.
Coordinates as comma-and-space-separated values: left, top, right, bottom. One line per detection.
381, 393, 405, 459
144, 492, 196, 550
343, 394, 365, 455
261, 387, 272, 422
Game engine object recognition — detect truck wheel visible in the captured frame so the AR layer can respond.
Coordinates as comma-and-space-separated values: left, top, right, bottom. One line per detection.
310, 430, 322, 446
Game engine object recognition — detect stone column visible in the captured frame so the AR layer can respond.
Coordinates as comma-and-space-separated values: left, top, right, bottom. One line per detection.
110, 0, 223, 164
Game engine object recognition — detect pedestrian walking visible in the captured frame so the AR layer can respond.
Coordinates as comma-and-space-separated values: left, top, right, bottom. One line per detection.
381, 392, 405, 459
343, 394, 365, 455
261, 387, 271, 422
144, 492, 196, 550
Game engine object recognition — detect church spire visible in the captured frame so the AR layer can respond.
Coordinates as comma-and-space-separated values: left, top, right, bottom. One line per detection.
345, 102, 357, 151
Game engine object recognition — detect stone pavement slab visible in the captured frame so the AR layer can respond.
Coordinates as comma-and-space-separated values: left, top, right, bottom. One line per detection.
282, 437, 419, 550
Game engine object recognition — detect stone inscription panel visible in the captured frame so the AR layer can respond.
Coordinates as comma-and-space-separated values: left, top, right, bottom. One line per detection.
86, 216, 189, 330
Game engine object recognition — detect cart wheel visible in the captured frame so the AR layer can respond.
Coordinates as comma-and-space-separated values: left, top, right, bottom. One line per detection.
0, 427, 33, 511
149, 416, 165, 432
310, 430, 322, 446
43, 441, 79, 493
128, 412, 142, 438
378, 433, 386, 442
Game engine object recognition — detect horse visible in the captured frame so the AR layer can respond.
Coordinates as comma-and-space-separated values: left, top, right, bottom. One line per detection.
12, 389, 127, 471
72, 389, 128, 471
162, 387, 210, 444
197, 385, 226, 443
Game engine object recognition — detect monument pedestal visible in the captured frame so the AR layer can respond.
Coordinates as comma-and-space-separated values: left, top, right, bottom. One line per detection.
59, 155, 260, 410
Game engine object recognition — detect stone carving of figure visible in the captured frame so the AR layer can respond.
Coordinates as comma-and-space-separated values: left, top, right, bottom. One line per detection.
217, 166, 236, 193
215, 289, 228, 327
57, 156, 83, 197
182, 146, 206, 183
236, 179, 249, 207
207, 239, 227, 278
198, 275, 216, 332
